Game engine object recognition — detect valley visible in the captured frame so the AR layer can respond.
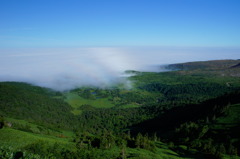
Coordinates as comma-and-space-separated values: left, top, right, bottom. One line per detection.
0, 60, 240, 159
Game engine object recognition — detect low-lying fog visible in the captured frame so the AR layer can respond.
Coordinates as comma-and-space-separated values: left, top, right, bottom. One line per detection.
0, 47, 239, 91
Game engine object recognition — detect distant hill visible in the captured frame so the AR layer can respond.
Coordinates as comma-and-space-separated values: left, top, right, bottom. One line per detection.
166, 59, 240, 77
167, 59, 240, 70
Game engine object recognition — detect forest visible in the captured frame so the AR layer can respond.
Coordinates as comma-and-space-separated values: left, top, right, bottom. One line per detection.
0, 60, 240, 159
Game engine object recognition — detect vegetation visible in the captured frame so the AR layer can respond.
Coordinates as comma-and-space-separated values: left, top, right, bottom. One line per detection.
0, 60, 240, 158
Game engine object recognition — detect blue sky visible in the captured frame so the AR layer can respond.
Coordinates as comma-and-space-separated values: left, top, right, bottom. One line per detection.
0, 0, 240, 89
0, 0, 240, 48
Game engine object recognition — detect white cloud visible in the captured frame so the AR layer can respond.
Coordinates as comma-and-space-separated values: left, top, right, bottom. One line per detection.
0, 48, 136, 91
0, 47, 239, 91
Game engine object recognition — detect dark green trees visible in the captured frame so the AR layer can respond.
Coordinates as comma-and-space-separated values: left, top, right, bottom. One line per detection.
0, 116, 4, 129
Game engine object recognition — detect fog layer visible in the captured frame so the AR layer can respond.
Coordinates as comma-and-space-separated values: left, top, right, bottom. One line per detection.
0, 47, 239, 91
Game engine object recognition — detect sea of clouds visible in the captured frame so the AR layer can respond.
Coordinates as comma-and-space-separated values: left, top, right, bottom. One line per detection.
0, 47, 239, 91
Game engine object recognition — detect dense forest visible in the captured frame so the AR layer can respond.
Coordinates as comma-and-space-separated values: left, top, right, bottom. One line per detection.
0, 60, 240, 159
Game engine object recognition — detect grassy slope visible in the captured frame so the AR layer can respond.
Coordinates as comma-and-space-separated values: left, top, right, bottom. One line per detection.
0, 128, 75, 150
1, 115, 195, 159
0, 82, 76, 130
4, 117, 74, 138
127, 142, 204, 159
1, 127, 237, 159
65, 92, 114, 114
0, 127, 197, 159
214, 104, 240, 129
64, 91, 142, 114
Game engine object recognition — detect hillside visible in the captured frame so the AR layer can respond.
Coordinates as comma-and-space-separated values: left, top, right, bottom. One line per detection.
0, 82, 77, 130
166, 59, 240, 77
167, 59, 240, 70
0, 60, 240, 159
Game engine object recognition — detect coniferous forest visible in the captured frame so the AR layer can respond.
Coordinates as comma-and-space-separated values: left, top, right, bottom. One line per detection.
1, 60, 240, 159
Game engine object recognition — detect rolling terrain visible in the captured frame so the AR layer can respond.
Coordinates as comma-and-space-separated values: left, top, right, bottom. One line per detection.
0, 60, 240, 159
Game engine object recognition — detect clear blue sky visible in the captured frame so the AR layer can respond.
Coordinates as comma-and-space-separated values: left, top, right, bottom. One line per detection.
0, 0, 240, 48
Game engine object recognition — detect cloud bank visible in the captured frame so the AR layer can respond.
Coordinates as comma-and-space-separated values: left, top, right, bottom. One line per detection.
0, 47, 239, 91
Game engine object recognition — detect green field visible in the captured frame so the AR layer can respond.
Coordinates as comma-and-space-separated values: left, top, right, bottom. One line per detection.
64, 90, 143, 114
0, 128, 75, 150
65, 92, 114, 114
